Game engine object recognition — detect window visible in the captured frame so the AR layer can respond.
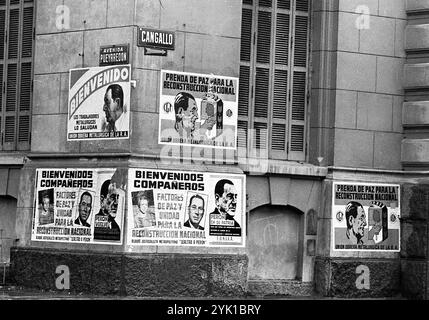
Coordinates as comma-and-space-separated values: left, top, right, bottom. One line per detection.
239, 0, 310, 161
0, 0, 34, 151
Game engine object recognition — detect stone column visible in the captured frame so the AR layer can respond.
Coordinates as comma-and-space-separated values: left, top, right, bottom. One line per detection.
401, 184, 429, 299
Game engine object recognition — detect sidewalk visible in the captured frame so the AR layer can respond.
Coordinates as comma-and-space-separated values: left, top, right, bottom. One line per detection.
0, 286, 405, 300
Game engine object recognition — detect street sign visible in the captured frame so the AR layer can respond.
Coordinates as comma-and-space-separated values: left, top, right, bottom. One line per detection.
137, 27, 175, 51
99, 44, 130, 66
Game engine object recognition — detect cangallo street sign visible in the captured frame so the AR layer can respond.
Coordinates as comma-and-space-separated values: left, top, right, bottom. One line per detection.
137, 27, 175, 51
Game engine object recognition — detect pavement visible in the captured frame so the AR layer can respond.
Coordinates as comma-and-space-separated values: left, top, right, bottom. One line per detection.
0, 285, 406, 300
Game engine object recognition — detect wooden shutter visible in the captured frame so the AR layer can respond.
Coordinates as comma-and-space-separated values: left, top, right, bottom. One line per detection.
239, 0, 309, 160
0, 7, 4, 151
0, 0, 33, 151
238, 5, 255, 149
253, 7, 271, 153
271, 5, 292, 158
17, 0, 33, 150
288, 1, 309, 161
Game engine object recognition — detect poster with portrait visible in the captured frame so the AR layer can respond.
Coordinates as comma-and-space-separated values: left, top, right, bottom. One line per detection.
31, 168, 127, 245
67, 64, 131, 141
332, 182, 400, 252
127, 168, 246, 247
158, 70, 239, 150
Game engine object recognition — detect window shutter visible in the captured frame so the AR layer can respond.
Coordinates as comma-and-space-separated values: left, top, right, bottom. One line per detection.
253, 122, 268, 151
277, 0, 291, 10
238, 5, 254, 151
295, 0, 309, 12
271, 8, 292, 158
0, 0, 33, 150
17, 0, 33, 150
0, 64, 2, 128
253, 7, 271, 152
0, 10, 5, 60
0, 64, 3, 114
8, 8, 19, 59
6, 64, 16, 113
254, 68, 269, 119
0, 7, 3, 150
21, 5, 32, 58
240, 8, 253, 62
288, 1, 309, 161
239, 0, 309, 161
239, 65, 250, 117
4, 63, 16, 150
17, 61, 31, 149
258, 0, 272, 8
238, 120, 248, 148
256, 11, 271, 64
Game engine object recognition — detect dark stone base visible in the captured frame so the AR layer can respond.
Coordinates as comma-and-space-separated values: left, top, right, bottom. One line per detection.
314, 258, 401, 298
10, 248, 248, 298
401, 260, 427, 300
247, 280, 314, 297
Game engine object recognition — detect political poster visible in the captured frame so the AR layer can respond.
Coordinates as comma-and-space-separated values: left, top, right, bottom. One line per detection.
159, 70, 239, 150
332, 182, 400, 252
67, 64, 131, 141
127, 168, 246, 247
31, 168, 127, 245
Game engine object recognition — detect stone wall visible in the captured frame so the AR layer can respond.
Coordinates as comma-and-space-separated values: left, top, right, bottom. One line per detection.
10, 247, 248, 297
401, 183, 429, 299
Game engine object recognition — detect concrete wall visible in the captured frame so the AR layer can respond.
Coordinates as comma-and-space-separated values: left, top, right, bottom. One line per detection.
334, 0, 405, 170
32, 0, 241, 157
310, 0, 405, 170
10, 0, 248, 297
401, 183, 429, 299
0, 196, 17, 264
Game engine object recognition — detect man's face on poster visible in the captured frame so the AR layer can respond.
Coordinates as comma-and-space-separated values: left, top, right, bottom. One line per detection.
180, 99, 198, 135
350, 206, 367, 238
138, 197, 149, 214
102, 184, 119, 218
217, 183, 237, 216
78, 194, 92, 222
103, 89, 119, 124
189, 197, 204, 226
42, 196, 50, 212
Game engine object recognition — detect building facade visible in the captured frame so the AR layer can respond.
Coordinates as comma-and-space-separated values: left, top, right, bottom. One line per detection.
0, 0, 428, 299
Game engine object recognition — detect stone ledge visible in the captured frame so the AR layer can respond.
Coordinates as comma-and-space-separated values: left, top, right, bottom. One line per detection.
247, 280, 314, 298
406, 25, 429, 51
402, 139, 429, 163
407, 0, 429, 13
239, 159, 328, 178
403, 101, 429, 126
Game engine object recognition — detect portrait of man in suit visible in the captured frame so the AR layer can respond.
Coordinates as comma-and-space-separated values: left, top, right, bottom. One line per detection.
184, 194, 205, 230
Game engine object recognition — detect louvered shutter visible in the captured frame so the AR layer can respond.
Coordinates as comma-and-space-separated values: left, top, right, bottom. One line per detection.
239, 0, 309, 161
288, 1, 309, 161
17, 0, 33, 150
4, 63, 17, 150
0, 0, 33, 150
18, 61, 31, 149
271, 3, 292, 158
253, 7, 271, 152
238, 5, 254, 149
0, 6, 4, 150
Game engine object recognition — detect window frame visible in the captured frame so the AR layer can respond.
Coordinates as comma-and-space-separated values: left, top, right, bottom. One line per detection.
0, 0, 34, 152
239, 0, 311, 162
